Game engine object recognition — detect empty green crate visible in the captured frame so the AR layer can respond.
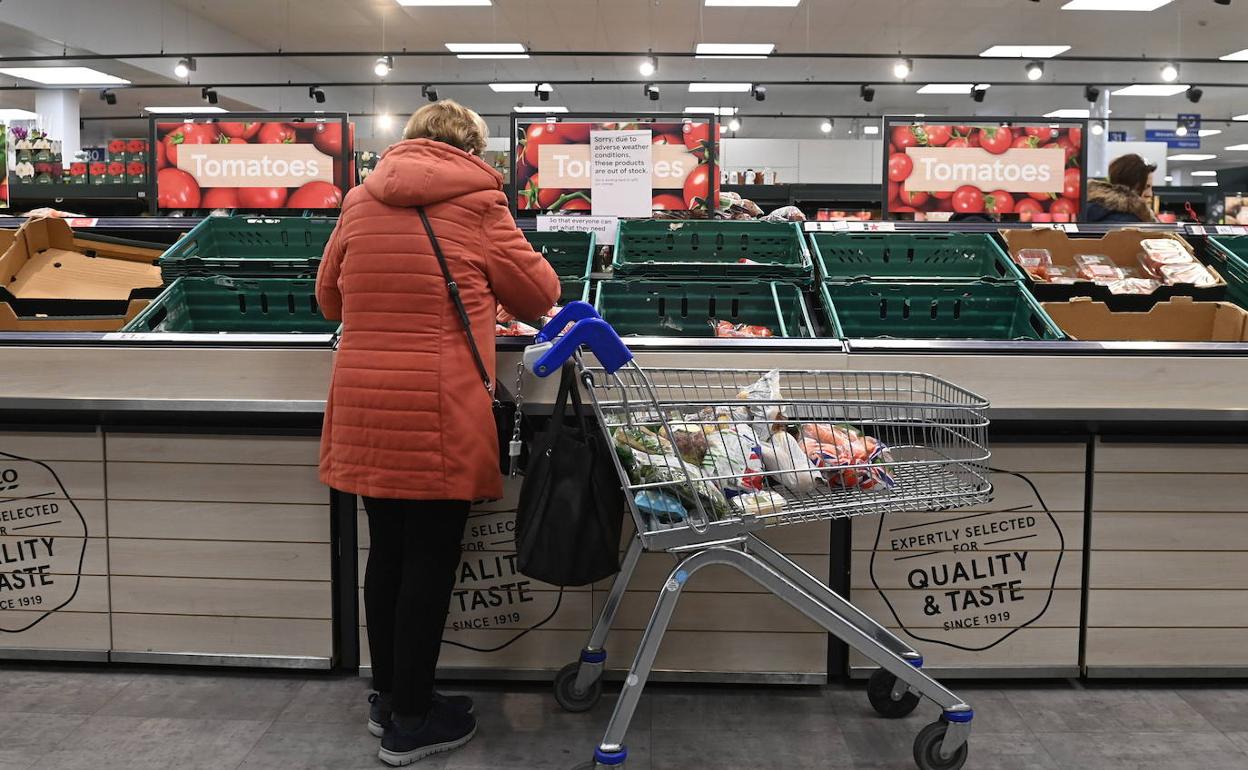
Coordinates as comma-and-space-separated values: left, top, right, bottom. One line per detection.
524, 231, 596, 279
123, 277, 338, 333
811, 232, 1026, 282
820, 281, 1062, 340
1205, 236, 1248, 310
613, 220, 812, 281
595, 280, 815, 338
158, 216, 337, 279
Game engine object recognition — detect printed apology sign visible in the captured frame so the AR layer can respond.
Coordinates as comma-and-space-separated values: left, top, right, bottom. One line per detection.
0, 451, 87, 633
869, 469, 1063, 651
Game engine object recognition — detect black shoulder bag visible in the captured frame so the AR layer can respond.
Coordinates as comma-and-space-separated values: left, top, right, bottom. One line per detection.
417, 207, 517, 475
514, 361, 625, 587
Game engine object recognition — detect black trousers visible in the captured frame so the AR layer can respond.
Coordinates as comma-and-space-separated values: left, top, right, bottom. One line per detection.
362, 497, 471, 717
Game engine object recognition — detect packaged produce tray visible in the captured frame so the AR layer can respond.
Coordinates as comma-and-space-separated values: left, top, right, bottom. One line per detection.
157, 216, 336, 280
612, 220, 812, 282
1204, 236, 1248, 310
821, 280, 1063, 340
595, 279, 816, 338
1001, 228, 1224, 310
811, 231, 1025, 282
122, 277, 338, 333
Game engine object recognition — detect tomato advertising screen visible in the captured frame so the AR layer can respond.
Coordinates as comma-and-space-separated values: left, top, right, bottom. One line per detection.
149, 113, 354, 213
512, 116, 718, 216
882, 117, 1087, 222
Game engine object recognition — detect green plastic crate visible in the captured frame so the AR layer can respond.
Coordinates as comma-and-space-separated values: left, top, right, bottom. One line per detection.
1205, 236, 1248, 310
524, 231, 595, 280
612, 220, 813, 282
158, 216, 336, 280
123, 277, 339, 333
595, 280, 815, 338
820, 281, 1062, 340
811, 232, 1026, 282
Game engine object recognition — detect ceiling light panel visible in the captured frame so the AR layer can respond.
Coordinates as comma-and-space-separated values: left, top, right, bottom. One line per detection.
398, 0, 490, 4
979, 45, 1071, 58
1061, 0, 1175, 10
1225, 144, 1248, 151
688, 82, 752, 92
490, 83, 549, 92
862, 125, 880, 135
916, 83, 987, 94
1111, 84, 1189, 96
0, 109, 38, 121
0, 67, 130, 85
695, 43, 775, 59
1190, 171, 1218, 177
445, 42, 528, 58
512, 105, 568, 113
684, 106, 738, 115
1167, 153, 1216, 161
1044, 108, 1091, 118
144, 106, 228, 113
1199, 129, 1222, 137
705, 0, 800, 5
1220, 49, 1248, 61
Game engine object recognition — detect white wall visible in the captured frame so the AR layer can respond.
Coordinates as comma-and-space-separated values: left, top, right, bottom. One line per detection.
722, 138, 881, 184
1107, 141, 1169, 183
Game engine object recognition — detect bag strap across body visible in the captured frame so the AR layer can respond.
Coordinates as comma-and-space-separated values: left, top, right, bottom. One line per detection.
416, 206, 499, 408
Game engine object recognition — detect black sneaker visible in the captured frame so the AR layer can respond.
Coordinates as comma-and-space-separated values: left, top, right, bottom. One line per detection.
378, 702, 477, 766
369, 692, 475, 738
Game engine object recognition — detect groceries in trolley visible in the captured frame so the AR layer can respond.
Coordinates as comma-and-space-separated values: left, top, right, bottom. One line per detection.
612, 370, 897, 527
1014, 239, 1217, 293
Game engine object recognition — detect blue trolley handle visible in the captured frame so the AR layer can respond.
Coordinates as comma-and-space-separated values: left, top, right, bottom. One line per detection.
523, 301, 634, 377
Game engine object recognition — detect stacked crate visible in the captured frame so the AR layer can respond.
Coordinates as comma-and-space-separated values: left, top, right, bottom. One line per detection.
523, 231, 595, 307
811, 232, 1062, 341
596, 220, 818, 338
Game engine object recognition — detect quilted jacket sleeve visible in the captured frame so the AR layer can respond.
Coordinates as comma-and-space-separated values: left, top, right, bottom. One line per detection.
481, 198, 561, 320
315, 216, 348, 322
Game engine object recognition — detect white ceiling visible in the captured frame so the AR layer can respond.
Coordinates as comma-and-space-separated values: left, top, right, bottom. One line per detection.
2, 0, 1248, 170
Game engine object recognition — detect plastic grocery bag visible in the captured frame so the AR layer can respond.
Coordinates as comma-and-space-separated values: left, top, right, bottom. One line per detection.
734, 369, 788, 435
758, 430, 821, 493
702, 426, 766, 496
800, 423, 896, 491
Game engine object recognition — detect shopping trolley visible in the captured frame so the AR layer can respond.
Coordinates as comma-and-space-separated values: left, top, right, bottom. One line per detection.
521, 301, 993, 770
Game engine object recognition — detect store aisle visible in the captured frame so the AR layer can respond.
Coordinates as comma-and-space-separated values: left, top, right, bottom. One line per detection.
0, 667, 1246, 769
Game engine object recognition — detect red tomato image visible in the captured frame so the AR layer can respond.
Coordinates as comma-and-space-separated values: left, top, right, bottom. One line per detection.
157, 122, 179, 137
984, 190, 1015, 215
107, 139, 126, 154
1015, 198, 1044, 221
946, 137, 970, 149
1050, 197, 1078, 220
1013, 135, 1041, 149
522, 123, 560, 169
888, 153, 913, 183
125, 161, 145, 176
1030, 212, 1053, 223
258, 123, 297, 144
899, 186, 929, 207
156, 140, 168, 169
928, 197, 954, 212
887, 180, 899, 203
158, 168, 201, 208
518, 174, 563, 210
201, 187, 240, 209
893, 206, 917, 214
652, 193, 686, 211
69, 162, 87, 176
922, 125, 952, 146
951, 185, 984, 214
218, 136, 247, 144
931, 188, 954, 201
1025, 126, 1059, 142
1063, 168, 1082, 200
683, 163, 719, 208
313, 123, 344, 155
216, 122, 250, 139
552, 123, 592, 144
652, 132, 683, 146
125, 139, 146, 154
558, 197, 592, 211
288, 181, 344, 209
891, 125, 923, 150
1054, 135, 1077, 163
978, 127, 1012, 154
89, 162, 107, 176
682, 122, 713, 159
1067, 126, 1082, 148
1027, 191, 1053, 202
953, 125, 974, 137
163, 123, 219, 166
238, 186, 290, 209
106, 161, 125, 176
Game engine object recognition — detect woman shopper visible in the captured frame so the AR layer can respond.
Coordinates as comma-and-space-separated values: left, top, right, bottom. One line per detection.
1085, 153, 1157, 223
316, 100, 560, 766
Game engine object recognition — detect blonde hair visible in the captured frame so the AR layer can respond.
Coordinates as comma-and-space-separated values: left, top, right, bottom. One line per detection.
403, 99, 489, 156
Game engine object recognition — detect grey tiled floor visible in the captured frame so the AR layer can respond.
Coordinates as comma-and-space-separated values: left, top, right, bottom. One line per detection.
1, 667, 1247, 769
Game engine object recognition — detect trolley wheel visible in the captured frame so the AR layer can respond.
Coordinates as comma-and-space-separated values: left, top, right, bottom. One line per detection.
867, 669, 921, 719
554, 662, 603, 713
912, 719, 969, 770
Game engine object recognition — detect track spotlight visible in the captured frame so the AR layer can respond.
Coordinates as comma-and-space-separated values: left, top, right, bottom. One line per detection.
201, 87, 218, 105
374, 55, 393, 78
1025, 61, 1044, 81
1176, 123, 1189, 137
971, 85, 987, 103
1091, 122, 1105, 136
309, 86, 326, 103
639, 56, 657, 77
820, 118, 833, 134
534, 83, 553, 102
643, 83, 660, 101
860, 84, 875, 103
751, 84, 767, 102
1160, 62, 1179, 82
728, 118, 741, 132
421, 85, 439, 102
99, 89, 116, 105
174, 57, 196, 78
892, 58, 912, 79
1084, 85, 1101, 103
1186, 86, 1203, 103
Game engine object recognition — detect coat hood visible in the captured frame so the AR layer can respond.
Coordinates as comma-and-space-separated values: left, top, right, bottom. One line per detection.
1086, 179, 1154, 223
363, 138, 502, 207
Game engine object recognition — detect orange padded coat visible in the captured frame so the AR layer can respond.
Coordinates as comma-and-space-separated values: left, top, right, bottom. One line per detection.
316, 139, 560, 502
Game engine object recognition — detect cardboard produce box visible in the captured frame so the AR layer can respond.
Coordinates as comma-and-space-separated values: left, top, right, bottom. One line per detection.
0, 300, 148, 332
1043, 296, 1248, 342
1001, 227, 1225, 310
0, 217, 164, 314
